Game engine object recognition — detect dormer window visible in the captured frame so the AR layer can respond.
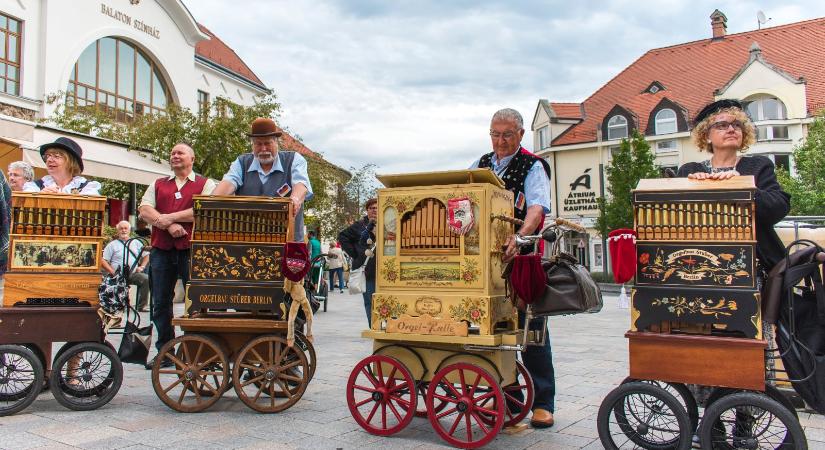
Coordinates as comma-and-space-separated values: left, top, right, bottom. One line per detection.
607, 115, 628, 140
643, 81, 666, 95
655, 109, 677, 135
743, 95, 789, 141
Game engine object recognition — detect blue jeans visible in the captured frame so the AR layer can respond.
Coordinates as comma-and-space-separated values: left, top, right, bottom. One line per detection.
515, 310, 555, 413
363, 277, 375, 327
150, 248, 190, 351
328, 267, 344, 290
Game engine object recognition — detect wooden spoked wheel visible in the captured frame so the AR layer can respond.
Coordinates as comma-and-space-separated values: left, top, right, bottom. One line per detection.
426, 363, 504, 449
347, 355, 417, 436
0, 345, 44, 417
151, 334, 229, 413
415, 380, 449, 418
232, 335, 310, 413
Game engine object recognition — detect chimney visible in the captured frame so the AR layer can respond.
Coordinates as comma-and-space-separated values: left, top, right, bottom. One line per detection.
710, 9, 728, 39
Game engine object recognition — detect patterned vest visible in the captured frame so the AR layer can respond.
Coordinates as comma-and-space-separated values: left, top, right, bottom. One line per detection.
236, 152, 305, 241
151, 174, 207, 250
478, 147, 552, 223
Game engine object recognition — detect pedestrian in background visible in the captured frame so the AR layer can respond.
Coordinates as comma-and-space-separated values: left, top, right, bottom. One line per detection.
327, 241, 345, 293
339, 198, 378, 326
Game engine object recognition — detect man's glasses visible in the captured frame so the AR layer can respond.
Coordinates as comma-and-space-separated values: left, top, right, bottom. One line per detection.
489, 131, 518, 140
710, 120, 744, 131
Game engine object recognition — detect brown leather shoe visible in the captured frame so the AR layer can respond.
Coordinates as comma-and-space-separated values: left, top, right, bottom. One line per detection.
530, 408, 554, 428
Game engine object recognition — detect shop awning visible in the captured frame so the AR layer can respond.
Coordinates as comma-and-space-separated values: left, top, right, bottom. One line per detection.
20, 126, 172, 186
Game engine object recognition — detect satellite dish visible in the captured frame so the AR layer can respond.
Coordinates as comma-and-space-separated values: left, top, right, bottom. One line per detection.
757, 11, 767, 24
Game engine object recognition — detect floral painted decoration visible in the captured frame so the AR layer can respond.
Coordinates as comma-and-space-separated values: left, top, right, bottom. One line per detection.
381, 258, 398, 282
450, 297, 488, 323
461, 258, 479, 283
374, 295, 408, 320
650, 296, 738, 319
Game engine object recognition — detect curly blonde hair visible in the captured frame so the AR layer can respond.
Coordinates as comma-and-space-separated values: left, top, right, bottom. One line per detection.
691, 107, 756, 153
44, 148, 82, 177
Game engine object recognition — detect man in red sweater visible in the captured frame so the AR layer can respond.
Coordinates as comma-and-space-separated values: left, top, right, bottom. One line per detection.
138, 143, 215, 367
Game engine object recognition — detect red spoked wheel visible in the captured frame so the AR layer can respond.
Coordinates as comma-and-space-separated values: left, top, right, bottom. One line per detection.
426, 363, 504, 449
415, 380, 449, 418
347, 355, 416, 436
501, 360, 534, 427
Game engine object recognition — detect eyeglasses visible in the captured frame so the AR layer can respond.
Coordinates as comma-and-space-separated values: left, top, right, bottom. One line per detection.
44, 152, 66, 160
710, 120, 744, 131
489, 131, 518, 141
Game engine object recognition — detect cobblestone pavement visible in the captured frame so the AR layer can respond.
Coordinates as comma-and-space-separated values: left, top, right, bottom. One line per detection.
2, 291, 825, 449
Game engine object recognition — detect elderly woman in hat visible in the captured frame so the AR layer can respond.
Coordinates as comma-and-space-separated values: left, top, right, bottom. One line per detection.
677, 99, 790, 273
23, 137, 101, 195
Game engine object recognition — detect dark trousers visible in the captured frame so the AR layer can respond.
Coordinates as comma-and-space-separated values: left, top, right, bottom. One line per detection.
150, 248, 190, 351
515, 310, 555, 412
363, 277, 375, 327
328, 267, 344, 290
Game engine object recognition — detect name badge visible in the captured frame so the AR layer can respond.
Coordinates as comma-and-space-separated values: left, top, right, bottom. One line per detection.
174, 191, 182, 200
277, 183, 291, 197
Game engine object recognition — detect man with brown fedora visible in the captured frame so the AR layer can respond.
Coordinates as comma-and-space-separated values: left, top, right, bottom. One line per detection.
213, 117, 313, 241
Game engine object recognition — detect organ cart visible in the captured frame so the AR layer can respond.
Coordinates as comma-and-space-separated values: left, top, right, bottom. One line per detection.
1, 192, 122, 416
150, 195, 315, 413
596, 176, 808, 449
345, 169, 582, 448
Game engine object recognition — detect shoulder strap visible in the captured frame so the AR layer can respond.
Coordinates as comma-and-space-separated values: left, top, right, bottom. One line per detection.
35, 179, 44, 189
77, 180, 89, 191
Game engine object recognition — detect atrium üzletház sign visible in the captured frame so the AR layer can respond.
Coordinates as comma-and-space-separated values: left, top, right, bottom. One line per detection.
100, 3, 160, 39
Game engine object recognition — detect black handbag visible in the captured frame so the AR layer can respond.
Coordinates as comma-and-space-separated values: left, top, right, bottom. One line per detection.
532, 252, 603, 317
117, 306, 152, 365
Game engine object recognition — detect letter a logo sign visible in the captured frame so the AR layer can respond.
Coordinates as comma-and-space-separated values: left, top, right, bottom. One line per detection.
570, 168, 592, 191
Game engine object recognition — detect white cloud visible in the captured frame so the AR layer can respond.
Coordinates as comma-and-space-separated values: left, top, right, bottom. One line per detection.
184, 1, 825, 174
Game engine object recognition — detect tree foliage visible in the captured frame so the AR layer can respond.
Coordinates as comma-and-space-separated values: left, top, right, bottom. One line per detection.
776, 113, 825, 215
595, 130, 659, 238
44, 94, 351, 241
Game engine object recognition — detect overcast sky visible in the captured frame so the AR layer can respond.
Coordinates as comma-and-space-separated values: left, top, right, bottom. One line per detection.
184, 1, 825, 175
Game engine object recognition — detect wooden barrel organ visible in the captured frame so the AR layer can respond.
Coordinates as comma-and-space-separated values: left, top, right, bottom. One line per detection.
3, 192, 106, 307
628, 176, 766, 390
185, 195, 293, 315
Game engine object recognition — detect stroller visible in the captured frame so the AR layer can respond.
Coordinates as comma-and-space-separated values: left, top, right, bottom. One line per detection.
766, 239, 825, 415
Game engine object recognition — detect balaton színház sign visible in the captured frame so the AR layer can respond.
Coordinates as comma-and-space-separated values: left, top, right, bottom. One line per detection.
100, 3, 160, 39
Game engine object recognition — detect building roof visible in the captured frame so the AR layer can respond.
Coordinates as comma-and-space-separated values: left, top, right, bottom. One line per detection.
550, 16, 825, 146
549, 102, 583, 119
195, 24, 266, 89
279, 131, 319, 160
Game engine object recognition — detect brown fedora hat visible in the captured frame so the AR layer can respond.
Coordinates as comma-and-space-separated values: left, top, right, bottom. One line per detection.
247, 117, 283, 137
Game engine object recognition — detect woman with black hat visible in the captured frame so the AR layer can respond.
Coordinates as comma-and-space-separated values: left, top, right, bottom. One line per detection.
22, 137, 101, 195
677, 99, 790, 272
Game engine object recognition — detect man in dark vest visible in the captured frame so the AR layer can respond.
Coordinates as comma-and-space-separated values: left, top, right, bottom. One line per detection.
139, 143, 216, 367
212, 118, 312, 241
470, 108, 555, 428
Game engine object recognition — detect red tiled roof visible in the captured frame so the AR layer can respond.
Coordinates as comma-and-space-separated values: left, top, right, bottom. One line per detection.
549, 102, 583, 119
195, 24, 265, 87
551, 17, 825, 146
280, 131, 320, 160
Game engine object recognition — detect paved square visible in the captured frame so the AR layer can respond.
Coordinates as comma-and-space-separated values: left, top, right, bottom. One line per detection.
2, 291, 824, 449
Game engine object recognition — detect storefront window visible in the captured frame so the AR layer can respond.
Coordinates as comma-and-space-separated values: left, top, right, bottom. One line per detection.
0, 13, 22, 95
66, 37, 170, 122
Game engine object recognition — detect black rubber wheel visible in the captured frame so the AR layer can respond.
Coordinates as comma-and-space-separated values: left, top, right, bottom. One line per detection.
50, 342, 123, 411
699, 391, 807, 450
597, 381, 692, 450
320, 281, 329, 312
0, 344, 44, 416
624, 378, 699, 435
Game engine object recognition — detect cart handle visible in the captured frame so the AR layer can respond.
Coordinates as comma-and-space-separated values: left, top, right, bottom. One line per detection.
491, 214, 586, 233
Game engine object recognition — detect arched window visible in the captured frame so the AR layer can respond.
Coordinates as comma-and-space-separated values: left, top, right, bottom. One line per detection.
744, 95, 789, 141
66, 37, 170, 122
607, 115, 628, 140
654, 108, 677, 135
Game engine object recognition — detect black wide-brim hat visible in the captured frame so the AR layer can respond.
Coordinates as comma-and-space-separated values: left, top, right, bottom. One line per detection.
693, 99, 744, 126
39, 137, 84, 171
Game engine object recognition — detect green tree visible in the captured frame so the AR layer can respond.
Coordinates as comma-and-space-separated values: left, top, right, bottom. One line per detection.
595, 129, 659, 238
44, 94, 351, 233
777, 113, 825, 215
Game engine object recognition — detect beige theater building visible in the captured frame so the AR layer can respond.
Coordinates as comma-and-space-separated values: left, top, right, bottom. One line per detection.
0, 0, 329, 209
532, 11, 825, 272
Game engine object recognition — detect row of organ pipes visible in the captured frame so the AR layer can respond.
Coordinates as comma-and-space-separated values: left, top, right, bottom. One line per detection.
400, 199, 460, 252
193, 209, 289, 243
12, 207, 102, 237
635, 202, 754, 241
